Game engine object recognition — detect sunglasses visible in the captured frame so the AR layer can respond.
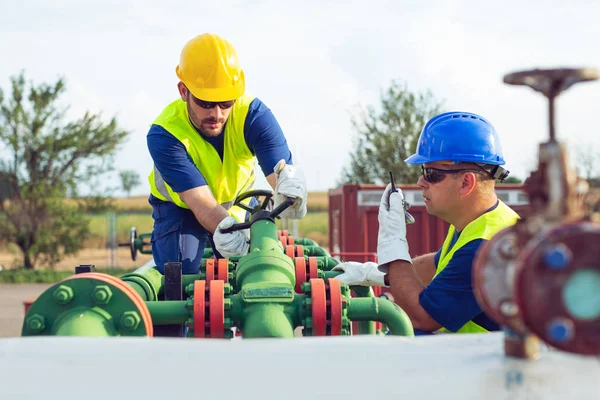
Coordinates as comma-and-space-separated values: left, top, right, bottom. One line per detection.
191, 97, 236, 110
421, 166, 485, 184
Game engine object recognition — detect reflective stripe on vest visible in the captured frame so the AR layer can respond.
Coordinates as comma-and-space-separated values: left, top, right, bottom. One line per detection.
434, 200, 520, 334
148, 95, 257, 222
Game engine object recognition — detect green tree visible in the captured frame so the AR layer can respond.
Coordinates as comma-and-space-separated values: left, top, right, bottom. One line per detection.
499, 176, 523, 184
339, 80, 445, 185
119, 170, 141, 197
0, 71, 129, 269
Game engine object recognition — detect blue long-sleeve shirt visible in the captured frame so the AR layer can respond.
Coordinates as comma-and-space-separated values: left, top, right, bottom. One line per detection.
146, 97, 293, 206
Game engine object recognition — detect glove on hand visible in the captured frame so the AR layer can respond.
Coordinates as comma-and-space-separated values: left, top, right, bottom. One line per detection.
274, 159, 307, 219
213, 217, 249, 258
377, 184, 411, 266
332, 261, 387, 287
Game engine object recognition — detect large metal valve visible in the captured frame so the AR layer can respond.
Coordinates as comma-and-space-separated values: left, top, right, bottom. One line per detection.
474, 67, 600, 358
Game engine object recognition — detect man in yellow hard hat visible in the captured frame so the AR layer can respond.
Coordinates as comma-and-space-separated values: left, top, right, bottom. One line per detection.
146, 33, 307, 274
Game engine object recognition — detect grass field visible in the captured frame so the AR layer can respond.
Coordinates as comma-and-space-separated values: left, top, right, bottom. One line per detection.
0, 192, 330, 271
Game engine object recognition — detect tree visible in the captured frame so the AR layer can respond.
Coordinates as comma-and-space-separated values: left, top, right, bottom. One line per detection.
339, 80, 445, 185
119, 170, 141, 197
0, 71, 129, 269
499, 176, 523, 184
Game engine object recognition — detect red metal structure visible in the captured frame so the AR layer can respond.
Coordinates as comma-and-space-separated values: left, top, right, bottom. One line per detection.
328, 183, 532, 262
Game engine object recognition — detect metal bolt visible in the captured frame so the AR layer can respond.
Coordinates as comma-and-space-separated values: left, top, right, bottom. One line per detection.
305, 299, 312, 309
92, 285, 113, 305
342, 316, 350, 328
53, 285, 74, 305
223, 298, 232, 310
304, 317, 313, 328
341, 299, 348, 309
543, 243, 572, 270
26, 314, 45, 333
341, 328, 350, 336
224, 283, 233, 295
120, 311, 141, 331
340, 285, 350, 296
547, 318, 574, 343
500, 300, 519, 317
301, 282, 311, 293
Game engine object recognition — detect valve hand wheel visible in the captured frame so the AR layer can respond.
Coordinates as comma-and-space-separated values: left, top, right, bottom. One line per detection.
220, 190, 296, 234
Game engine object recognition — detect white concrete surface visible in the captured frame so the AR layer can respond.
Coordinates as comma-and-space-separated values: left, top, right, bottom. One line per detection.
0, 333, 598, 399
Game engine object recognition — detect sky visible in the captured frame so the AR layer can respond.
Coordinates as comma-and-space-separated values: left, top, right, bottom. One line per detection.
1, 0, 599, 196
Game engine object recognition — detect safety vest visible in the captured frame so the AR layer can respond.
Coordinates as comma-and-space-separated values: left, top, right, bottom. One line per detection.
435, 200, 520, 334
148, 95, 257, 223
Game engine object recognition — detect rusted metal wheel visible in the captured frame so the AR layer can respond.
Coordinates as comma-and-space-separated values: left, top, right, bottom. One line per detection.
514, 221, 600, 355
472, 226, 527, 333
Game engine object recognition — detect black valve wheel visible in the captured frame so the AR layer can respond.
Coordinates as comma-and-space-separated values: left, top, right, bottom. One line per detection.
220, 190, 296, 234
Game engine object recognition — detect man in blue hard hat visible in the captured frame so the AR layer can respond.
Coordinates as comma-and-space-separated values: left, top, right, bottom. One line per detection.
333, 111, 519, 334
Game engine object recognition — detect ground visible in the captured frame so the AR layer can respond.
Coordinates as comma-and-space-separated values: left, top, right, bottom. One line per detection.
0, 283, 51, 337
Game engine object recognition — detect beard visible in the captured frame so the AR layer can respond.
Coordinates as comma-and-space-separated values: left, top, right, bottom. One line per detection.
187, 103, 225, 137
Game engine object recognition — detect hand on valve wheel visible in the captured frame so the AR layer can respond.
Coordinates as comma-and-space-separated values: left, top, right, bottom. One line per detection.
273, 159, 308, 219
213, 217, 249, 258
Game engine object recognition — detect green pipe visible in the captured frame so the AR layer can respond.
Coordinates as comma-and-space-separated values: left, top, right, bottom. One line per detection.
318, 256, 340, 271
302, 246, 330, 257
241, 304, 295, 338
321, 271, 375, 334
52, 309, 115, 336
121, 264, 164, 300
146, 301, 191, 325
295, 238, 318, 246
347, 297, 414, 337
181, 274, 203, 289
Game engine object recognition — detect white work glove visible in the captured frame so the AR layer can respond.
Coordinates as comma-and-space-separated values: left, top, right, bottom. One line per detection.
332, 261, 387, 287
377, 184, 411, 266
274, 159, 307, 219
213, 217, 249, 258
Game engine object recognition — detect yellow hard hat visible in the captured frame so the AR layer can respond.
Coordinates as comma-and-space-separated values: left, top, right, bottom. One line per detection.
175, 33, 245, 102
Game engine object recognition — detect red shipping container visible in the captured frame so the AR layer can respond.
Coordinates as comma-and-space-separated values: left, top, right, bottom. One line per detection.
328, 183, 532, 262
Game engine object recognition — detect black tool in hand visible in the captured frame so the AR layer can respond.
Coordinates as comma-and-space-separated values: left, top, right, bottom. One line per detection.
388, 170, 415, 225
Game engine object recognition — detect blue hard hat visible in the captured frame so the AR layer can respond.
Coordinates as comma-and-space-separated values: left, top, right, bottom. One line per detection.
405, 111, 506, 165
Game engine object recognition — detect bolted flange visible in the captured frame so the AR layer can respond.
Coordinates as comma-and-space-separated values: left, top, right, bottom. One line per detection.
53, 285, 74, 305
120, 311, 141, 331
92, 285, 113, 305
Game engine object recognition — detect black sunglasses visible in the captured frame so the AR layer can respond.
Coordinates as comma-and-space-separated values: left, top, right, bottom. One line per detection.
421, 166, 485, 184
191, 97, 236, 110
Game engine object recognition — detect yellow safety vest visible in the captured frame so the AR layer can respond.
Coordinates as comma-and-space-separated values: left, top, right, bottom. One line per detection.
148, 95, 257, 222
434, 200, 520, 334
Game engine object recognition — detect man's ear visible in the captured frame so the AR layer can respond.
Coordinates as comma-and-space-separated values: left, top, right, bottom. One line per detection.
177, 82, 188, 102
460, 172, 477, 196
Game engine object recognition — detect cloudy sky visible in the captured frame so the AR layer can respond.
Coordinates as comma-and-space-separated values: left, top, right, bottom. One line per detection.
1, 0, 599, 196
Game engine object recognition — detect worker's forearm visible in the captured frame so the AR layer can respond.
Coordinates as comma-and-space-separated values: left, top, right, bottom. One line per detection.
387, 261, 441, 331
266, 172, 277, 190
179, 186, 230, 233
